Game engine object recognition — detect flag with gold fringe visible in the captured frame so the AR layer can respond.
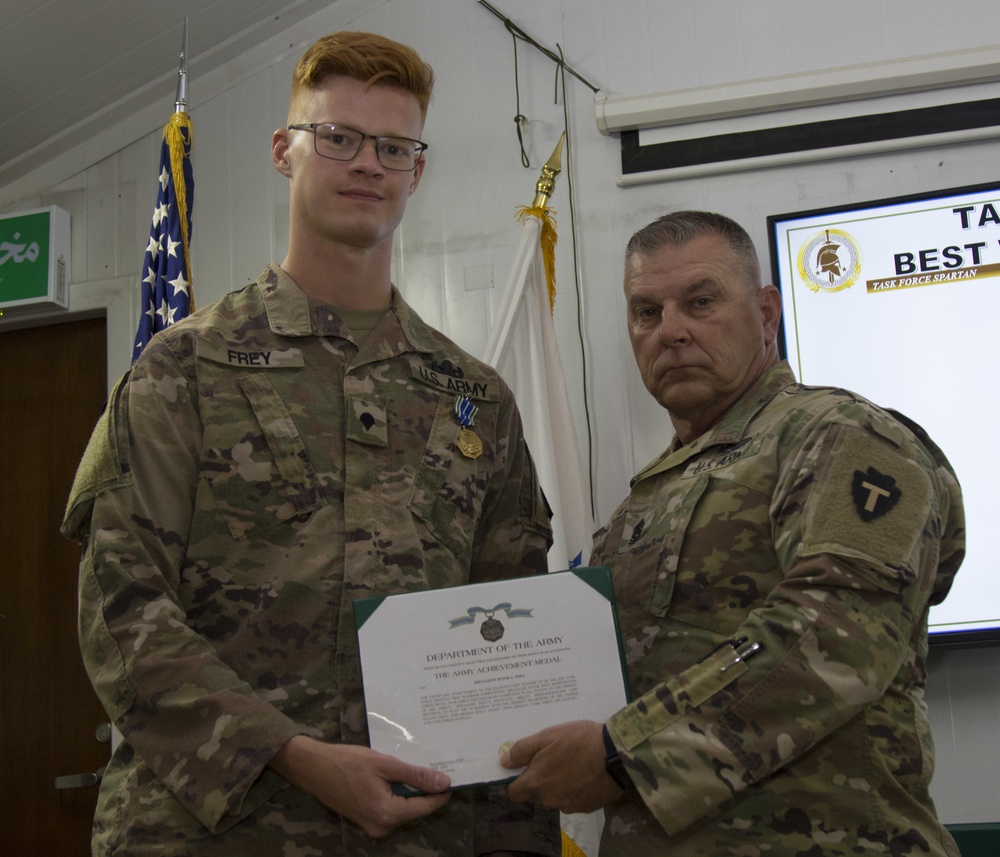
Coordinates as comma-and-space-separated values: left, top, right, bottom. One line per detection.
483, 202, 592, 574
132, 110, 194, 359
482, 140, 602, 857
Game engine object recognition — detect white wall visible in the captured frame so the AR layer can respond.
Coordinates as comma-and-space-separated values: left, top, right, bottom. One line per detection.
3, 0, 997, 824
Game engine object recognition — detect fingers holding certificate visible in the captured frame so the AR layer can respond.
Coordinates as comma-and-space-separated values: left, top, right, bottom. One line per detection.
353, 567, 630, 790
499, 720, 625, 813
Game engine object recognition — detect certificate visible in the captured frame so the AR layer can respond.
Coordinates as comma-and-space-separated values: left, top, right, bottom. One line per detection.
353, 567, 630, 790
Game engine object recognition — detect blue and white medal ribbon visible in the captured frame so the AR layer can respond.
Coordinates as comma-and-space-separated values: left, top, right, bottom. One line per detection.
454, 395, 482, 459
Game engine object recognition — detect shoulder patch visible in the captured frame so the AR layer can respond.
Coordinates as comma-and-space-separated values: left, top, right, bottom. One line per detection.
802, 426, 931, 570
851, 467, 902, 521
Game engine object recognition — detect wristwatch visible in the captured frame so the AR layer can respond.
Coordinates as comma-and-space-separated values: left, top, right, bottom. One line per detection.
602, 724, 635, 791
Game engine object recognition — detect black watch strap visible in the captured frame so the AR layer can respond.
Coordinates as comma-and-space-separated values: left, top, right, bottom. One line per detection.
602, 724, 635, 791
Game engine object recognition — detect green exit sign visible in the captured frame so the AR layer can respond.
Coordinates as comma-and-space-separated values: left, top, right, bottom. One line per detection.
0, 206, 70, 312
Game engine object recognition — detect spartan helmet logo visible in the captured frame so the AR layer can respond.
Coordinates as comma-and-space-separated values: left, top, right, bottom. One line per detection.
816, 230, 844, 283
798, 228, 863, 293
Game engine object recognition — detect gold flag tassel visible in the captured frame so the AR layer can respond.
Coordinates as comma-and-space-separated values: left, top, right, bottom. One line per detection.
514, 132, 564, 314
164, 111, 194, 310
515, 204, 557, 314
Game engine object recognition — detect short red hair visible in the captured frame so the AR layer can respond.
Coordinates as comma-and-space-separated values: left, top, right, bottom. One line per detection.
289, 31, 434, 120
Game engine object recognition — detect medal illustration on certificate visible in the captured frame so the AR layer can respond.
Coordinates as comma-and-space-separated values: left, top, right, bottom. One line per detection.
454, 395, 482, 459
448, 602, 533, 641
479, 611, 505, 642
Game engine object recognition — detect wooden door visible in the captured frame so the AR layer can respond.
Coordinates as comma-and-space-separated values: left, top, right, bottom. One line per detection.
0, 315, 110, 855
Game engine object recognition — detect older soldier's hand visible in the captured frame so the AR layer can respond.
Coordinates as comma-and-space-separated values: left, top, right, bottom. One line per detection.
270, 735, 451, 838
500, 720, 624, 813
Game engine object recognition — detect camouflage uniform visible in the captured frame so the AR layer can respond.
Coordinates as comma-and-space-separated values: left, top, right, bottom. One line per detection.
62, 263, 557, 856
596, 362, 964, 856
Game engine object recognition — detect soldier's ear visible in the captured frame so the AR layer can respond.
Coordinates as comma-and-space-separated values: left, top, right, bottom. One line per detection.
272, 129, 293, 178
758, 285, 782, 346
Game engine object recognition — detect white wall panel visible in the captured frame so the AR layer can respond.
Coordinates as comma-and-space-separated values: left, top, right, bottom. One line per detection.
190, 91, 236, 308
231, 69, 281, 293
269, 53, 300, 271
115, 132, 155, 284
83, 157, 118, 283
926, 645, 1000, 823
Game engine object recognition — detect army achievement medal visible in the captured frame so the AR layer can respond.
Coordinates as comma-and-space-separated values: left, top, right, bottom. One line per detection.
454, 395, 483, 459
480, 610, 504, 641
458, 428, 483, 459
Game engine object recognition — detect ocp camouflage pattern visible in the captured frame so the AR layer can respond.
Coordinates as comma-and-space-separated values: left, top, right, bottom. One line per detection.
596, 362, 964, 856
62, 263, 558, 856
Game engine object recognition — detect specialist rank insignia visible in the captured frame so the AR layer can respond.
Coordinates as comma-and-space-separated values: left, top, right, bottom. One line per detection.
454, 395, 483, 459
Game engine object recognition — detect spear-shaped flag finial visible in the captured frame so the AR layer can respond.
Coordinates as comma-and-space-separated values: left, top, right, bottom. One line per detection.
531, 132, 565, 209
174, 17, 189, 113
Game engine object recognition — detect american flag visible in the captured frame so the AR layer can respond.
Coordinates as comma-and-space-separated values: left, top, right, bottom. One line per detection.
132, 111, 194, 359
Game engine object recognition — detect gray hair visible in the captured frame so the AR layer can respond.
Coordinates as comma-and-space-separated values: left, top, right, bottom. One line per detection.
624, 210, 762, 289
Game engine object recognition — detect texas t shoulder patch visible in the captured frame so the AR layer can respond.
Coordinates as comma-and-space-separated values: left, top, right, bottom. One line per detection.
851, 466, 902, 521
801, 424, 931, 571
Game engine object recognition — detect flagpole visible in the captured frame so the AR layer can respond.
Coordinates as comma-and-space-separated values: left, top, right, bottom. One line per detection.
131, 18, 196, 358
174, 17, 189, 114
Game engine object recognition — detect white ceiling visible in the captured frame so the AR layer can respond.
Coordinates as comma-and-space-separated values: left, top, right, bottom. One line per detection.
0, 0, 339, 189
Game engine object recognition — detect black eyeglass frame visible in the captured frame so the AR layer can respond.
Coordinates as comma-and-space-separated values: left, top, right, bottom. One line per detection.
287, 123, 428, 171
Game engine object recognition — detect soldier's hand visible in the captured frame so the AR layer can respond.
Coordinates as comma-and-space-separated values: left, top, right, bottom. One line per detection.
500, 720, 624, 813
270, 735, 451, 838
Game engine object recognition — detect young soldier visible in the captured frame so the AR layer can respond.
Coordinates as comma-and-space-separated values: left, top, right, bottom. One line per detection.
64, 31, 556, 856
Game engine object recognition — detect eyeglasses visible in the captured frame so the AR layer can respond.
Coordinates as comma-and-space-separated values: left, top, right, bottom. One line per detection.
287, 123, 428, 171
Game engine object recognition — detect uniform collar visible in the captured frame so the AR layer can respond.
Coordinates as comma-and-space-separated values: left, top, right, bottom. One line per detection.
256, 262, 438, 357
632, 361, 797, 485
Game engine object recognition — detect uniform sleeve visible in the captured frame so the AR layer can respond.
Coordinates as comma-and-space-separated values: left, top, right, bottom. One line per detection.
63, 342, 308, 831
605, 408, 963, 835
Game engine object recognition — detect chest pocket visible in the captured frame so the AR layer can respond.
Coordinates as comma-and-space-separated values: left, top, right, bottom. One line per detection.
615, 473, 710, 618
407, 393, 489, 561
202, 374, 324, 540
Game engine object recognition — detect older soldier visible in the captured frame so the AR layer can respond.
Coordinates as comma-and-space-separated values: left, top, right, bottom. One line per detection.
501, 210, 965, 856
62, 32, 557, 857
